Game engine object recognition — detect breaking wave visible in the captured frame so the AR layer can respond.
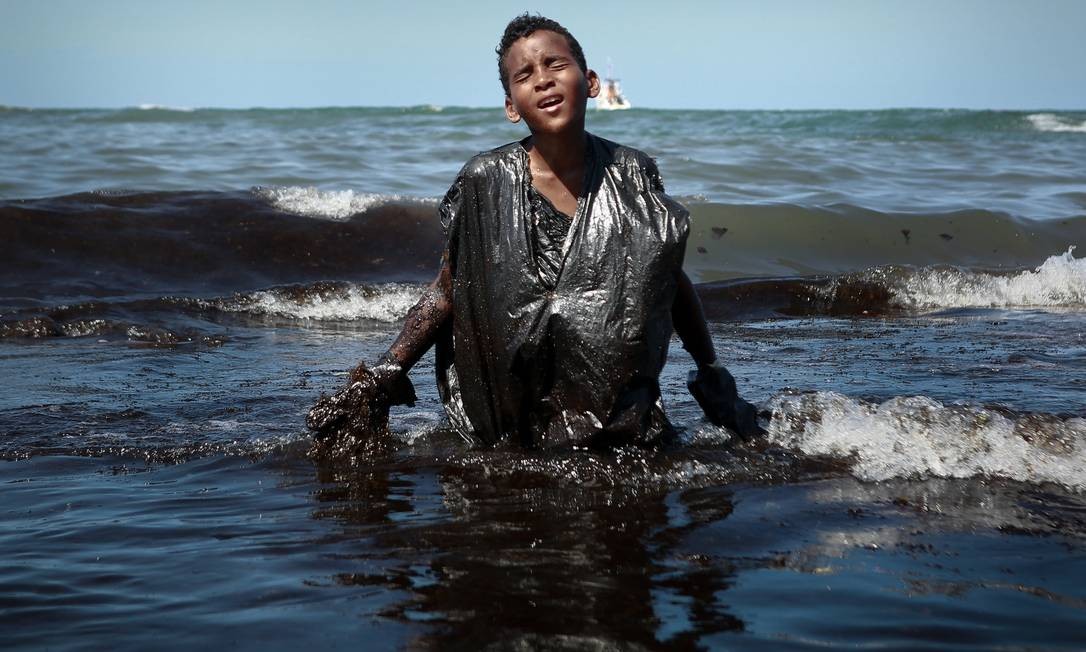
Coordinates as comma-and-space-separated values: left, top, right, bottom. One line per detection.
255, 186, 421, 221
207, 282, 422, 321
224, 252, 1083, 320
699, 249, 1086, 319
7, 386, 1085, 494
0, 281, 425, 343
136, 103, 195, 113
894, 247, 1085, 309
766, 390, 1086, 490
1027, 113, 1086, 133
3, 189, 1084, 302
3, 249, 1083, 343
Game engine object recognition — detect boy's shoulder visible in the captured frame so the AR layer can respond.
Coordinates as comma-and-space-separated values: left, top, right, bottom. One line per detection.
590, 135, 658, 174
455, 141, 524, 182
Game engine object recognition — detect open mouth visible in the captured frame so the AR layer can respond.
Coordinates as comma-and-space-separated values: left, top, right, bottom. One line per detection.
537, 95, 564, 110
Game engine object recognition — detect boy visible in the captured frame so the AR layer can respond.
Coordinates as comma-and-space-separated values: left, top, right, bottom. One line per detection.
309, 14, 761, 449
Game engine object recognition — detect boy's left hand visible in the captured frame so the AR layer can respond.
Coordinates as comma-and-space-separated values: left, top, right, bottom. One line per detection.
687, 361, 766, 441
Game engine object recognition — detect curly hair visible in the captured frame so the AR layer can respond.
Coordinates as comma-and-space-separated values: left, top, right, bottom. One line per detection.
496, 14, 587, 96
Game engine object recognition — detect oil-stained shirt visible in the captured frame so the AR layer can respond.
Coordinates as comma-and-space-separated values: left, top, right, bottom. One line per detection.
435, 133, 690, 448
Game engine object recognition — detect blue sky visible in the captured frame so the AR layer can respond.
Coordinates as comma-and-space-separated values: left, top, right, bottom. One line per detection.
1, 0, 1084, 110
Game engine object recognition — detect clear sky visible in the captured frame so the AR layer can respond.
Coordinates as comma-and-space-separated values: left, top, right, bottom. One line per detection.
1, 0, 1084, 110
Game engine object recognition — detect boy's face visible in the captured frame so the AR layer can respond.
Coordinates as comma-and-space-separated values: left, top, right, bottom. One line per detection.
503, 30, 600, 136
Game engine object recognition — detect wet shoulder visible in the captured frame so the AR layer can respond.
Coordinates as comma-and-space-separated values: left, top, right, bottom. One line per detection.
592, 136, 663, 191
456, 142, 524, 183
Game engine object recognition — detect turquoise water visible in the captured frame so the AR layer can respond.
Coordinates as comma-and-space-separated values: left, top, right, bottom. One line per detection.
3, 106, 1085, 217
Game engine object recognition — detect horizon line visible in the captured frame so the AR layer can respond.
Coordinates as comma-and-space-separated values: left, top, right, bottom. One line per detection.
3, 103, 1085, 113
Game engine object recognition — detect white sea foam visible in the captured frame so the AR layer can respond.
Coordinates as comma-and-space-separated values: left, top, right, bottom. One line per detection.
255, 186, 406, 220
766, 390, 1086, 490
136, 103, 195, 112
1027, 113, 1086, 133
217, 283, 422, 322
892, 247, 1085, 309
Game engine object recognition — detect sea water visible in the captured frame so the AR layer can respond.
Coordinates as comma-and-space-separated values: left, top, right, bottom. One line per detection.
2, 105, 1085, 649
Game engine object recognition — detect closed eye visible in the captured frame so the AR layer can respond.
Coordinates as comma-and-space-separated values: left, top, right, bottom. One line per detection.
545, 56, 569, 69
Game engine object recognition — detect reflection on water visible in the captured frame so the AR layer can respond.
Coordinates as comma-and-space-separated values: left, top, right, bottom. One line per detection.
3, 449, 1086, 649
311, 448, 747, 648
302, 443, 1086, 649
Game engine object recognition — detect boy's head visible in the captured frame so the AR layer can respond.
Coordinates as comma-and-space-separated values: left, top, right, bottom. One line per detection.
496, 14, 599, 133
496, 14, 587, 97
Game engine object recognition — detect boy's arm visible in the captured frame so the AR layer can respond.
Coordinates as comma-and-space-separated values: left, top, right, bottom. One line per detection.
672, 269, 717, 366
307, 250, 453, 442
375, 259, 453, 371
673, 270, 765, 439
351, 258, 453, 402
308, 173, 464, 442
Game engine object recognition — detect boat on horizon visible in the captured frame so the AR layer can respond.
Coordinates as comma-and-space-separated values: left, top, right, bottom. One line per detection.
595, 61, 631, 111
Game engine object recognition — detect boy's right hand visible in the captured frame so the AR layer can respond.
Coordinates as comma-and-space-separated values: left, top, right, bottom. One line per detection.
306, 358, 415, 445
353, 355, 416, 407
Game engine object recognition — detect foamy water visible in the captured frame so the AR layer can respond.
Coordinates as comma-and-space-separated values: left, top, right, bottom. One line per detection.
1027, 113, 1086, 133
766, 391, 1086, 490
255, 186, 411, 221
210, 249, 1086, 324
894, 248, 1086, 309
211, 283, 423, 321
136, 103, 195, 113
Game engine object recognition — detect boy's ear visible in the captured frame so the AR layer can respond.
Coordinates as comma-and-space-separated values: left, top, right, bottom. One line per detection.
586, 69, 601, 99
504, 96, 521, 123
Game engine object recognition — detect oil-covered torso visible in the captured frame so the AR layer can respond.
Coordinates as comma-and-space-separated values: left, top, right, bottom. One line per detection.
435, 134, 690, 448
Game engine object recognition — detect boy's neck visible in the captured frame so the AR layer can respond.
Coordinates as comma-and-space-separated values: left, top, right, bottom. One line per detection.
526, 129, 587, 179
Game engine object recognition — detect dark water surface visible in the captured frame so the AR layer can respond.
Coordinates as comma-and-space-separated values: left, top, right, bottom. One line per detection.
3, 309, 1086, 649
7, 454, 1086, 650
2, 106, 1085, 649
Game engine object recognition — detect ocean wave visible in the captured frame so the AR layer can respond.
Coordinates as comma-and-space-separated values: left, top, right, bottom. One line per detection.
3, 256, 1082, 339
9, 387, 1084, 492
894, 247, 1084, 309
698, 249, 1086, 319
3, 262, 1083, 341
0, 281, 423, 342
0, 190, 447, 294
208, 282, 422, 321
136, 103, 195, 113
3, 189, 1084, 307
1027, 113, 1086, 133
254, 186, 416, 221
684, 202, 1085, 281
766, 390, 1086, 490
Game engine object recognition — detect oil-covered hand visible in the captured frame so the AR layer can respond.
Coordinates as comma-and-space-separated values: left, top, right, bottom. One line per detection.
307, 357, 416, 443
307, 268, 442, 447
687, 361, 765, 441
351, 355, 417, 407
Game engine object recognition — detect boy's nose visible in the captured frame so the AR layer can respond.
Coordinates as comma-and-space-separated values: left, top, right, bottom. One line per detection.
533, 75, 555, 91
